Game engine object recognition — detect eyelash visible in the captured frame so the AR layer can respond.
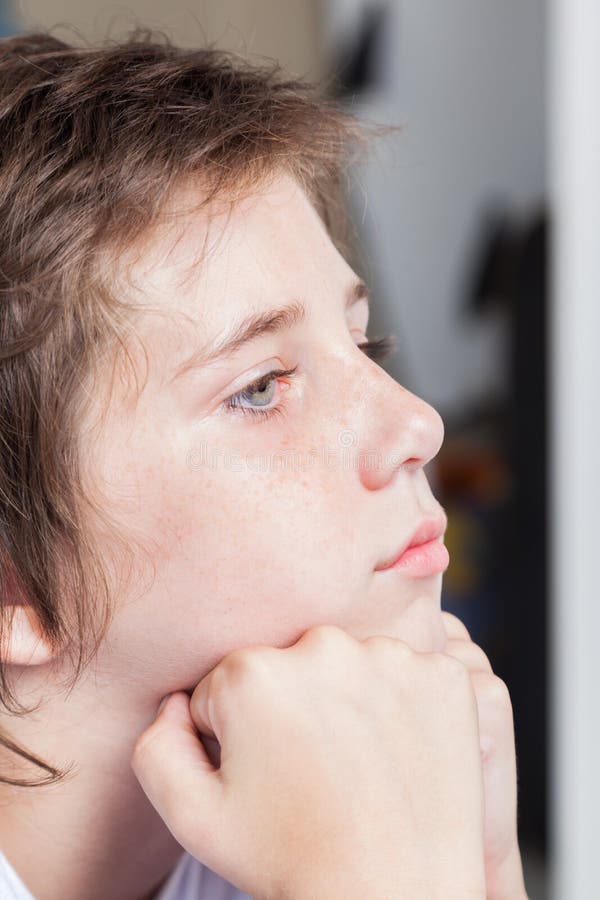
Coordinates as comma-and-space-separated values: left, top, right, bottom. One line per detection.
223, 333, 398, 422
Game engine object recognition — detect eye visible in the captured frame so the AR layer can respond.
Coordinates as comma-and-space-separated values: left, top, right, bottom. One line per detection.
221, 332, 398, 424
223, 366, 298, 421
355, 333, 398, 363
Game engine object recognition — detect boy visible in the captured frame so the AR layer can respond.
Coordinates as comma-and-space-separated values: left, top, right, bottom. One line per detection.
0, 29, 526, 900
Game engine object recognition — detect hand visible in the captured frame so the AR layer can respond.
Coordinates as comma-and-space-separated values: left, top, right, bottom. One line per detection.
131, 624, 488, 900
441, 611, 529, 900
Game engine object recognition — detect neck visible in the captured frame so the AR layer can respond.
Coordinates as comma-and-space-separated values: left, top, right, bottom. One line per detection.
0, 665, 186, 900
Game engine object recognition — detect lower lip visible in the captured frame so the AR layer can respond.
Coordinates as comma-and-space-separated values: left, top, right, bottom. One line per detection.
379, 538, 450, 578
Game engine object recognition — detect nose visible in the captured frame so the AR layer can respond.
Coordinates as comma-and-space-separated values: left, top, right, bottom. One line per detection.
347, 367, 445, 493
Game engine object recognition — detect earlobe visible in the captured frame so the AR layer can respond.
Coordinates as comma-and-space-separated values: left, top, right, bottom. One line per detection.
0, 604, 55, 666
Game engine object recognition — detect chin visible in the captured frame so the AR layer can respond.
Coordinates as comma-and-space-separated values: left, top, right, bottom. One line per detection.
399, 591, 447, 653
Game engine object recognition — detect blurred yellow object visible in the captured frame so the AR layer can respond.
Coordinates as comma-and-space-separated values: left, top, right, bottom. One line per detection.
443, 507, 483, 593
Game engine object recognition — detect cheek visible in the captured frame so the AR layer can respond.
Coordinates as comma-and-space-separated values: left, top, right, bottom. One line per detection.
146, 458, 363, 650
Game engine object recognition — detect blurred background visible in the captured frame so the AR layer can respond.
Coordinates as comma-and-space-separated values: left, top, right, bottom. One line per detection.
3, 2, 599, 898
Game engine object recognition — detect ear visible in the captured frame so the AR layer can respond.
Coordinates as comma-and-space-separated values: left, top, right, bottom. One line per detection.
0, 604, 55, 666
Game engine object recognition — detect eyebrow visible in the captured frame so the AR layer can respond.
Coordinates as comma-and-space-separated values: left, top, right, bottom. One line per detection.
169, 280, 370, 383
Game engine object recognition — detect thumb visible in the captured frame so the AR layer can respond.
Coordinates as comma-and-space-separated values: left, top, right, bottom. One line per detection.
131, 691, 225, 855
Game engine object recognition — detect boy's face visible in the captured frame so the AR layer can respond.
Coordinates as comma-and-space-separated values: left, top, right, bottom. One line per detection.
85, 171, 448, 698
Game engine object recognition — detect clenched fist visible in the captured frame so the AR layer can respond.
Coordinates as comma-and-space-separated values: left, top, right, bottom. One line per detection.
132, 624, 488, 900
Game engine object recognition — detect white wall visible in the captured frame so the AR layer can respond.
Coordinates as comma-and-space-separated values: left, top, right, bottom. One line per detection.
549, 0, 600, 896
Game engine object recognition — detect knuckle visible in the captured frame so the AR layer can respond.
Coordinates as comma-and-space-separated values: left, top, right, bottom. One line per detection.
214, 645, 276, 697
360, 636, 414, 689
131, 728, 154, 764
471, 645, 492, 671
441, 610, 472, 640
429, 650, 471, 683
131, 725, 159, 769
298, 623, 354, 652
484, 673, 513, 711
362, 633, 413, 662
130, 736, 146, 767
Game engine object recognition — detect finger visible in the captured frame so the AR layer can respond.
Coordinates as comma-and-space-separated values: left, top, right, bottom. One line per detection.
444, 637, 493, 675
469, 671, 515, 760
441, 610, 472, 642
469, 671, 520, 864
130, 691, 224, 855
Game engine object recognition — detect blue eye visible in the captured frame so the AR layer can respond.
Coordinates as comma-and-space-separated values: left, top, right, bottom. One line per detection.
223, 366, 298, 421
222, 333, 397, 423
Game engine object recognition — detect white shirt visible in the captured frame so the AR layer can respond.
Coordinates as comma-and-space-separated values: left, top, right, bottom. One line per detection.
0, 848, 251, 900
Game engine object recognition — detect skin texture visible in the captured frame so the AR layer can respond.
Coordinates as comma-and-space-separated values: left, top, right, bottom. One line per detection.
0, 172, 453, 900
131, 626, 490, 900
442, 612, 528, 899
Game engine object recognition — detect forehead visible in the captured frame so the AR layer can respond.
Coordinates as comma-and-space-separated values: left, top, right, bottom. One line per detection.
122, 171, 337, 321
106, 171, 350, 402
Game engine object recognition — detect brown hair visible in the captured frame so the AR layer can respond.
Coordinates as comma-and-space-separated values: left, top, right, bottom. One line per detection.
0, 27, 379, 786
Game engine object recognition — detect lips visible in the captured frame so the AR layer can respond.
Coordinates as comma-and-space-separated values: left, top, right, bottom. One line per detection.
374, 513, 448, 572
